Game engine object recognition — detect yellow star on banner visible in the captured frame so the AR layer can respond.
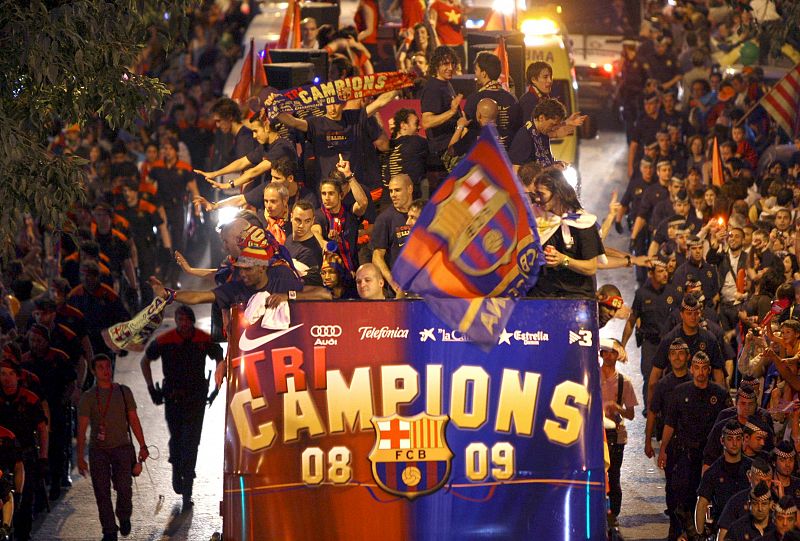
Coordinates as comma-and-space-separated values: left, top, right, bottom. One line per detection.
445, 9, 460, 24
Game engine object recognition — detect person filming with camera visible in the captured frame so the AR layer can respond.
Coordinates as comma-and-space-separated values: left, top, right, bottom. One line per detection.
77, 354, 149, 541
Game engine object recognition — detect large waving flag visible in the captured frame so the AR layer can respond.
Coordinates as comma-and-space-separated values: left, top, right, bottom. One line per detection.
392, 125, 543, 344
711, 136, 725, 187
494, 37, 511, 92
759, 62, 800, 137
232, 38, 268, 105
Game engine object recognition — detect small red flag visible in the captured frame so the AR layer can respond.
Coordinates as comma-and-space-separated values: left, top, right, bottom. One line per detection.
711, 136, 725, 187
494, 37, 510, 91
232, 38, 256, 104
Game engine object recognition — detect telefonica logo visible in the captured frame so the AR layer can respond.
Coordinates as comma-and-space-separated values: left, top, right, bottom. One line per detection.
358, 326, 410, 340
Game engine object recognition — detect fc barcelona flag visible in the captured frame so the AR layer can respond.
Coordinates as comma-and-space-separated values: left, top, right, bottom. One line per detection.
392, 125, 543, 344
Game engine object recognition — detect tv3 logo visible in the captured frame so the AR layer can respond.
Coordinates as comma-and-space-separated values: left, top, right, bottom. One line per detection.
568, 330, 593, 347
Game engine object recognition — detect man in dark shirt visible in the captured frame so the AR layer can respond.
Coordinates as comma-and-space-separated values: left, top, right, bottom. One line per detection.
92, 203, 137, 292
509, 98, 565, 168
672, 236, 720, 303
386, 109, 428, 197
286, 200, 323, 270
420, 46, 463, 161
627, 92, 666, 178
648, 293, 726, 405
645, 337, 690, 457
658, 351, 731, 540
519, 61, 552, 127
725, 482, 774, 541
372, 174, 413, 296
312, 162, 369, 273
623, 259, 678, 408
465, 51, 521, 148
716, 458, 773, 539
142, 306, 223, 510
696, 420, 751, 532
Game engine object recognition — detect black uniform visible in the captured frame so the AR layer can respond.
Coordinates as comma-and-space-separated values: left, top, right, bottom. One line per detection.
697, 456, 752, 525
703, 409, 775, 467
621, 173, 655, 226
650, 372, 691, 439
644, 52, 681, 86
631, 112, 667, 163
372, 206, 410, 269
144, 328, 223, 501
631, 280, 679, 406
718, 487, 753, 533
672, 259, 720, 301
636, 182, 670, 231
652, 326, 726, 374
664, 381, 731, 534
618, 54, 649, 141
726, 514, 774, 541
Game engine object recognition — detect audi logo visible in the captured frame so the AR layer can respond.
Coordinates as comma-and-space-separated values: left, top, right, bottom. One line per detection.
310, 325, 342, 338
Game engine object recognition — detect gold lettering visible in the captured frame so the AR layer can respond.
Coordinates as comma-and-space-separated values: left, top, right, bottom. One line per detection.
231, 388, 275, 451
298, 90, 313, 104
450, 366, 489, 429
426, 364, 443, 415
375, 75, 387, 89
326, 368, 374, 433
543, 381, 590, 446
283, 377, 326, 442
380, 365, 419, 415
310, 85, 325, 102
320, 82, 337, 98
362, 75, 375, 91
352, 76, 363, 92
495, 369, 541, 435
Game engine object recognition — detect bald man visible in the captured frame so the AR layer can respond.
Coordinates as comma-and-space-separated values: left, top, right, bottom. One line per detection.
356, 263, 386, 300
448, 98, 499, 158
372, 174, 413, 296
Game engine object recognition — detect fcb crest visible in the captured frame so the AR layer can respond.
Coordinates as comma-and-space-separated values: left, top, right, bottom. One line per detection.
428, 165, 518, 276
369, 413, 452, 500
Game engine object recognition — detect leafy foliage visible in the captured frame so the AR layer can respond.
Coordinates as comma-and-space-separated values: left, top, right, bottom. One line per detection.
0, 0, 195, 247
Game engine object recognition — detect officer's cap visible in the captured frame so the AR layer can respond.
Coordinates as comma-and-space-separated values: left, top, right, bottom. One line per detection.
656, 130, 670, 140
736, 384, 756, 401
750, 481, 772, 502
721, 420, 743, 437
743, 416, 769, 436
645, 141, 659, 151
643, 92, 660, 104
686, 235, 703, 247
750, 457, 772, 476
681, 293, 702, 312
774, 495, 797, 515
667, 215, 687, 228
772, 440, 796, 461
650, 257, 668, 270
691, 351, 710, 365
670, 176, 686, 185
640, 156, 654, 166
622, 38, 638, 48
656, 158, 672, 168
669, 337, 689, 351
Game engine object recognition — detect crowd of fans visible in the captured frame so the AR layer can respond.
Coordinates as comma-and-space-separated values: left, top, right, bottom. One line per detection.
0, 0, 798, 539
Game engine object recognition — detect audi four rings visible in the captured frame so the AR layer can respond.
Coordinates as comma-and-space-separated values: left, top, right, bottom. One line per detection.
310, 325, 343, 337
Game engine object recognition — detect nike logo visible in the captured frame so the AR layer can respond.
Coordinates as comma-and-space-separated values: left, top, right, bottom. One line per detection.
238, 324, 304, 352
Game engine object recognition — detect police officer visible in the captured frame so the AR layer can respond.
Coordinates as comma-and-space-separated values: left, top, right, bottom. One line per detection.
619, 156, 656, 231
142, 305, 223, 510
648, 293, 726, 407
627, 92, 666, 178
704, 385, 774, 472
696, 420, 752, 536
630, 158, 673, 250
725, 481, 775, 541
771, 441, 800, 502
742, 418, 771, 462
755, 496, 798, 540
646, 338, 691, 455
623, 258, 678, 408
0, 356, 48, 541
618, 39, 648, 143
672, 235, 720, 304
717, 458, 773, 540
659, 351, 731, 540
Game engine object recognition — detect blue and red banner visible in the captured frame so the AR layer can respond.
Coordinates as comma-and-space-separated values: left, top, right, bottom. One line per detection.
391, 125, 543, 344
222, 299, 605, 540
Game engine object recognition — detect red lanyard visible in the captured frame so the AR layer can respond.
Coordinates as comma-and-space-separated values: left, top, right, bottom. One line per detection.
96, 384, 116, 422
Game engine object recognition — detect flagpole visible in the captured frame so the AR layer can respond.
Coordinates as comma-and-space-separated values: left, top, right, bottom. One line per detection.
733, 99, 761, 128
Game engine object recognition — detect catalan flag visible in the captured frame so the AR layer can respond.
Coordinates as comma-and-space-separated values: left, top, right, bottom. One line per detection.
392, 125, 543, 344
760, 62, 800, 137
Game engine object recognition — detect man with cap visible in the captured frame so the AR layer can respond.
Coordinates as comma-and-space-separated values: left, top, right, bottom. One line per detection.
618, 39, 649, 143
618, 156, 656, 232
630, 158, 673, 258
0, 354, 48, 541
643, 36, 682, 92
21, 324, 77, 501
646, 337, 691, 455
648, 293, 726, 407
649, 179, 694, 245
627, 91, 667, 178
696, 419, 753, 536
672, 235, 720, 305
623, 257, 678, 408
33, 295, 88, 390
755, 496, 798, 540
704, 384, 774, 472
141, 305, 224, 511
717, 458, 774, 540
724, 481, 775, 541
771, 441, 800, 502
742, 418, 771, 462
599, 337, 637, 527
68, 260, 131, 358
649, 196, 702, 259
659, 350, 731, 539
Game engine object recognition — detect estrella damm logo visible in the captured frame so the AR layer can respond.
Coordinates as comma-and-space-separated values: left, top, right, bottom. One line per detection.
369, 413, 452, 500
